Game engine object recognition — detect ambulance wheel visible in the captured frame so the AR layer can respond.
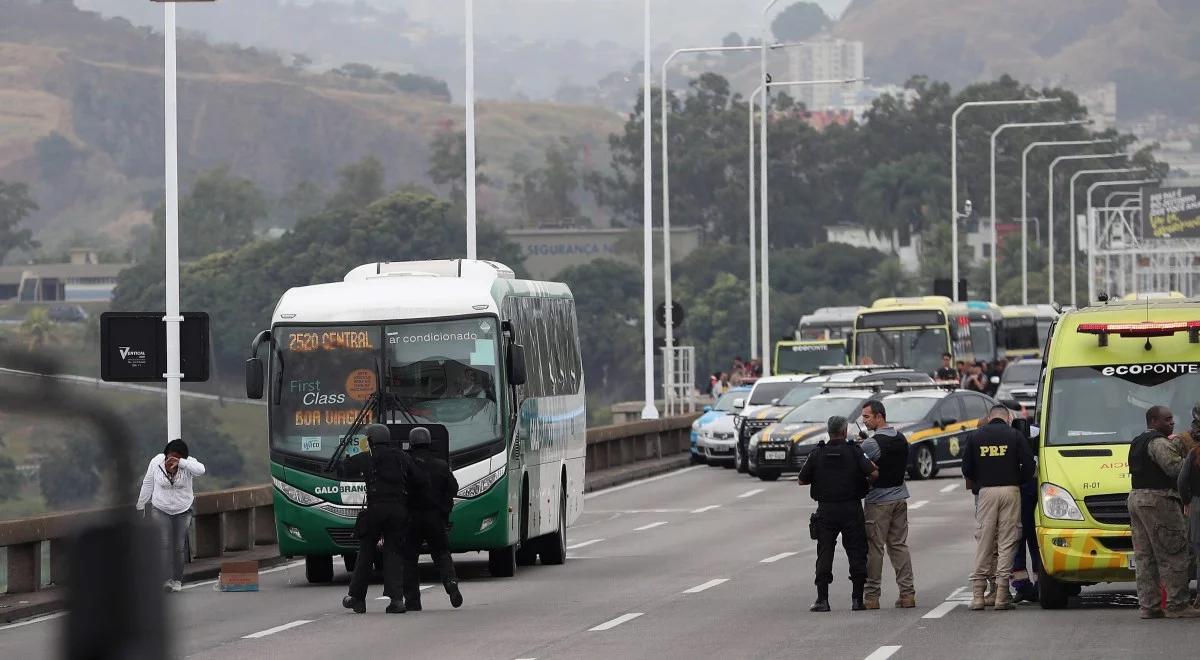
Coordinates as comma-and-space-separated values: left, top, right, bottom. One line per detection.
305, 555, 334, 584
488, 545, 517, 578
1037, 566, 1070, 609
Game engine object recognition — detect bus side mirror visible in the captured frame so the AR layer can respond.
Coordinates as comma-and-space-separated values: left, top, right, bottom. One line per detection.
507, 343, 528, 386
245, 358, 264, 400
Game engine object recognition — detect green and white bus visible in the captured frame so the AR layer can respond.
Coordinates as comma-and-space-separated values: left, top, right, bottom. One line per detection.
245, 259, 586, 582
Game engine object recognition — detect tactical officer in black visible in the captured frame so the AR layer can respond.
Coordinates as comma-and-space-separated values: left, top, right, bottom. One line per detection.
339, 423, 428, 614
402, 427, 464, 610
799, 415, 878, 612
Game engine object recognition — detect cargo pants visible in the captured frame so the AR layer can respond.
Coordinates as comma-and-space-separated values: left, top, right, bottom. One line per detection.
971, 486, 1021, 588
1128, 490, 1191, 611
864, 499, 915, 600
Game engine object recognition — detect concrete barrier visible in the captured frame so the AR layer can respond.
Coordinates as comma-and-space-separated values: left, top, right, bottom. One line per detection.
0, 414, 697, 596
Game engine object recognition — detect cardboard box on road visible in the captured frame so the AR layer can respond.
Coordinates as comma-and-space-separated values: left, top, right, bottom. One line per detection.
218, 560, 259, 592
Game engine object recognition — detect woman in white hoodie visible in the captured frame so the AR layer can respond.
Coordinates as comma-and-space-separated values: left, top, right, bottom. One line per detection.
136, 438, 205, 592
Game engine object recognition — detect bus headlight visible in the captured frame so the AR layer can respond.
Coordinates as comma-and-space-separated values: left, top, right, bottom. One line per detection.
458, 467, 505, 499
273, 477, 322, 506
1040, 482, 1084, 521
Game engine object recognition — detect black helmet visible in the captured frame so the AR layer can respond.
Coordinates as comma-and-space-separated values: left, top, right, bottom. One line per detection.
364, 423, 393, 447
408, 427, 432, 447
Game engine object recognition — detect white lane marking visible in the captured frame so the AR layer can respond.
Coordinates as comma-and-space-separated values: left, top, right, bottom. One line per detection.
760, 551, 799, 563
566, 539, 604, 549
946, 585, 971, 601
691, 505, 721, 513
634, 521, 668, 531
0, 612, 67, 631
585, 467, 701, 499
182, 578, 218, 590
589, 612, 644, 631
864, 646, 902, 660
737, 488, 764, 499
923, 601, 963, 619
587, 508, 688, 514
376, 585, 433, 600
242, 620, 313, 639
683, 578, 729, 594
909, 500, 929, 510
939, 483, 959, 493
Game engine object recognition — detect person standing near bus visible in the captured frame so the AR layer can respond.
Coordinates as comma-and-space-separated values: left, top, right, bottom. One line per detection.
136, 439, 205, 593
402, 427, 463, 611
1128, 406, 1200, 619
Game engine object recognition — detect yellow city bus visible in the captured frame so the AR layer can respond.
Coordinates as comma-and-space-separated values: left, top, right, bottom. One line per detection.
1001, 304, 1059, 360
772, 339, 847, 375
851, 296, 985, 375
1035, 296, 1200, 608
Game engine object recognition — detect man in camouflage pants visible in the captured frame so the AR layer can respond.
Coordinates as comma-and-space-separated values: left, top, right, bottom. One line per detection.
1127, 406, 1200, 619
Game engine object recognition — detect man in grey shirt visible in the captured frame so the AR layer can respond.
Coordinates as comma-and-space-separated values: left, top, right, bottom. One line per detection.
859, 400, 916, 609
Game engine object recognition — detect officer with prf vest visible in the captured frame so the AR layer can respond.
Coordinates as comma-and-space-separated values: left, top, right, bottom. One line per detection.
402, 427, 464, 611
859, 400, 916, 610
339, 424, 429, 614
799, 415, 878, 612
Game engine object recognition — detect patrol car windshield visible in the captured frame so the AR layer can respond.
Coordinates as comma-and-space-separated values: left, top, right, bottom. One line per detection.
1045, 365, 1200, 446
855, 327, 948, 375
781, 396, 868, 424
880, 397, 939, 424
776, 344, 846, 374
778, 383, 825, 407
383, 318, 501, 453
714, 392, 744, 412
750, 382, 806, 405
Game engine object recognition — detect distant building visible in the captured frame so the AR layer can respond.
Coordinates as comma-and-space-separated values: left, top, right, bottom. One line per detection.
824, 224, 921, 273
0, 250, 127, 303
506, 226, 702, 280
785, 38, 865, 111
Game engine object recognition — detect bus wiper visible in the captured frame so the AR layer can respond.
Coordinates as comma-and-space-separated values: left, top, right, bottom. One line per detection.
326, 357, 383, 471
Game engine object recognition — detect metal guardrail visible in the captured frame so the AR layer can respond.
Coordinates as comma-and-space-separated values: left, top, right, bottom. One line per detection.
0, 415, 697, 595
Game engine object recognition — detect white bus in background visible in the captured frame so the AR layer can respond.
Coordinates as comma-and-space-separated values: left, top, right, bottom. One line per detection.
796, 306, 864, 341
246, 259, 586, 582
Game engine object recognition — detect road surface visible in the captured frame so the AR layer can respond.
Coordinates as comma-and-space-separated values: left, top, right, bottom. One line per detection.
0, 465, 1176, 659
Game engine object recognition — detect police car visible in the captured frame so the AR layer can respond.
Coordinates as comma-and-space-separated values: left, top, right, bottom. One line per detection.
876, 383, 998, 479
691, 386, 750, 466
732, 375, 815, 473
995, 358, 1042, 417
747, 383, 888, 481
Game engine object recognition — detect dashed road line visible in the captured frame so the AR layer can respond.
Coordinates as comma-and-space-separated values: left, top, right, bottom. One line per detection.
682, 578, 729, 594
589, 612, 644, 631
690, 505, 721, 513
566, 539, 604, 549
922, 601, 963, 619
737, 488, 764, 499
760, 551, 799, 563
0, 612, 67, 631
634, 521, 668, 531
242, 620, 313, 639
909, 500, 929, 510
864, 646, 901, 660
939, 483, 959, 494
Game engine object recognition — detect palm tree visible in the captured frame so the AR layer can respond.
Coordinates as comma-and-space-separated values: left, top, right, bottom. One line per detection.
21, 307, 54, 352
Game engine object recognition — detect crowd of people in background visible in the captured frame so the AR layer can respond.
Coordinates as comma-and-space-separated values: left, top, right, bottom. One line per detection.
936, 353, 1008, 397
710, 356, 763, 397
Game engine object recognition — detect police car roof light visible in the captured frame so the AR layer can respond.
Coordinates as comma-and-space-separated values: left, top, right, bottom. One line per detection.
822, 381, 885, 393
818, 364, 900, 373
895, 381, 959, 391
1076, 321, 1200, 347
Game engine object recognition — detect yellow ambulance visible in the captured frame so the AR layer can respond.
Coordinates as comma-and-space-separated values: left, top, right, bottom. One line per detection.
1036, 295, 1200, 608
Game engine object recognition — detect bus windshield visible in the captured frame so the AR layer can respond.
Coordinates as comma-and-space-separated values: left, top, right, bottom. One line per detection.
855, 327, 948, 375
970, 321, 997, 363
383, 318, 501, 453
776, 343, 845, 374
750, 382, 805, 405
1045, 365, 1200, 446
1006, 317, 1040, 353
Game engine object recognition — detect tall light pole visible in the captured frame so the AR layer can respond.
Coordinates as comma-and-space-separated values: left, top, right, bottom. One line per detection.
1086, 179, 1157, 303
464, 0, 477, 259
1046, 153, 1124, 304
661, 43, 788, 412
1069, 167, 1143, 307
159, 0, 186, 444
748, 86, 761, 360
640, 0, 657, 420
988, 119, 1088, 303
950, 98, 1060, 302
1020, 139, 1111, 304
756, 78, 864, 373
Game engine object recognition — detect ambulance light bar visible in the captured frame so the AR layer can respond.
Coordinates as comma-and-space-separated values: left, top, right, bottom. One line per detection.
1076, 321, 1200, 347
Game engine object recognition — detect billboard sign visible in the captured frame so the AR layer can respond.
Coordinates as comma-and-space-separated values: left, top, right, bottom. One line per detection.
1144, 187, 1200, 239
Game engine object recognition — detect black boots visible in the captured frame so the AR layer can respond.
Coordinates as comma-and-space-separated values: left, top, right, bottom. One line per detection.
446, 581, 464, 609
811, 585, 831, 612
342, 595, 366, 614
851, 581, 866, 611
385, 599, 407, 614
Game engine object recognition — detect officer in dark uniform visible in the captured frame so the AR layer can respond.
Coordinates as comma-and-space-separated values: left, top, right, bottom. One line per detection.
799, 415, 878, 612
402, 427, 464, 611
339, 423, 428, 614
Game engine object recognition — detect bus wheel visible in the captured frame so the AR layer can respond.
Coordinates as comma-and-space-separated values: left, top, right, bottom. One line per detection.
540, 488, 567, 566
488, 545, 517, 578
908, 444, 935, 480
305, 555, 334, 584
1037, 566, 1070, 609
342, 553, 357, 573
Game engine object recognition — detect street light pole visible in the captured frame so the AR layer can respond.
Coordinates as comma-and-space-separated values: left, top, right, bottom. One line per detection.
464, 0, 477, 259
1086, 179, 1157, 303
1020, 139, 1111, 304
161, 1, 183, 443
1046, 153, 1124, 304
988, 120, 1088, 303
748, 86, 761, 360
640, 0, 657, 420
950, 98, 1059, 302
1069, 167, 1143, 307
